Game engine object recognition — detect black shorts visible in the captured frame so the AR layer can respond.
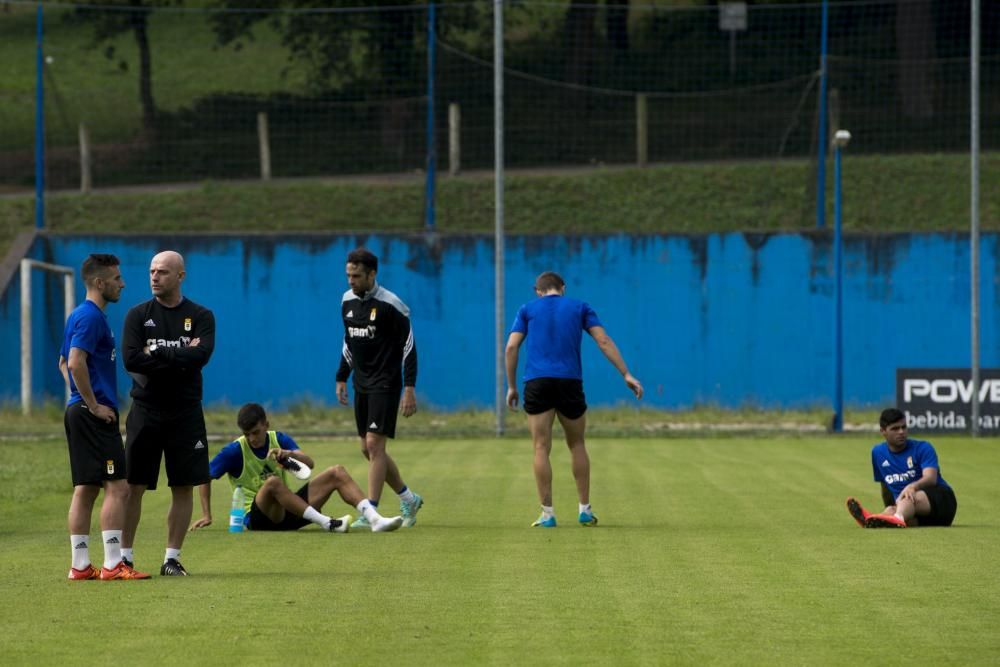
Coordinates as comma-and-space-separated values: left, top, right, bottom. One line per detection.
64, 402, 126, 486
247, 483, 312, 531
919, 485, 958, 527
354, 391, 400, 439
523, 378, 587, 419
125, 401, 210, 490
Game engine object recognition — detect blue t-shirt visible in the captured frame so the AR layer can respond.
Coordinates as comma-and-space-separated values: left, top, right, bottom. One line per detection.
209, 431, 300, 480
60, 299, 118, 409
871, 438, 951, 501
510, 295, 602, 382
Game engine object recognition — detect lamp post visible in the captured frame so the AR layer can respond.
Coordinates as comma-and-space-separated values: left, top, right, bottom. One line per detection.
832, 129, 851, 432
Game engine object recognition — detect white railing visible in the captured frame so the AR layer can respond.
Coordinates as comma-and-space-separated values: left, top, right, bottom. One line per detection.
21, 258, 74, 415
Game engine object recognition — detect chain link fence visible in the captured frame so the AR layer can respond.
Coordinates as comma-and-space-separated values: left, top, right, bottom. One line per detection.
0, 0, 996, 192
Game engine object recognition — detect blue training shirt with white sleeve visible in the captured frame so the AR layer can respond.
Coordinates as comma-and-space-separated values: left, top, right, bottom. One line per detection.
209, 431, 301, 480
870, 438, 951, 501
510, 294, 602, 382
59, 299, 118, 409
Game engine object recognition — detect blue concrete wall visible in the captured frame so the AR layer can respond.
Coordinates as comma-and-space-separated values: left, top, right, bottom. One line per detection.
2, 232, 996, 410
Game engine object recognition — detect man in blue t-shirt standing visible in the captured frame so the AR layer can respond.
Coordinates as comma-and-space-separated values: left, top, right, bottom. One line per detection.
505, 271, 643, 528
59, 254, 149, 580
846, 407, 958, 528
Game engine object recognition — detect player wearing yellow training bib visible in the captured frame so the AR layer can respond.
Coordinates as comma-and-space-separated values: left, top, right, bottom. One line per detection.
191, 403, 403, 533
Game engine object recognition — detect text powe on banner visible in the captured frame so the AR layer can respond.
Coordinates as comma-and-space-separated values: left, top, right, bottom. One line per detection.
897, 368, 1000, 432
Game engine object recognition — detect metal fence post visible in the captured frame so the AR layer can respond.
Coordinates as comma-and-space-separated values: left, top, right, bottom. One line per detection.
448, 102, 461, 176
257, 112, 271, 181
79, 123, 92, 192
636, 93, 648, 167
424, 2, 437, 231
35, 4, 45, 229
815, 0, 829, 229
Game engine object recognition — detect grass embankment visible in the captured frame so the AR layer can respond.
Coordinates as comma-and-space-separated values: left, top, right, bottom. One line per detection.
0, 402, 883, 439
1, 152, 998, 262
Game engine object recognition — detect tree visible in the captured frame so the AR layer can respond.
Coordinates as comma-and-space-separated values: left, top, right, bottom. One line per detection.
564, 0, 634, 84
210, 0, 439, 161
605, 0, 629, 54
70, 0, 176, 135
564, 0, 597, 84
895, 0, 936, 120
209, 0, 426, 94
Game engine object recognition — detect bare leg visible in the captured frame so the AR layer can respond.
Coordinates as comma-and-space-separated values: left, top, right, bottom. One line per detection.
557, 411, 590, 505
382, 453, 405, 494
527, 410, 557, 506
69, 485, 100, 535
122, 483, 147, 549
361, 433, 405, 500
100, 479, 128, 531
364, 432, 390, 504
253, 476, 303, 523
252, 466, 365, 523
166, 486, 193, 550
894, 491, 932, 526
307, 465, 367, 509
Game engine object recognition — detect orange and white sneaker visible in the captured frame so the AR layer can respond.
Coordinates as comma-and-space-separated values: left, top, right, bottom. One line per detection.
100, 560, 152, 580
68, 564, 99, 580
845, 497, 871, 527
864, 514, 907, 529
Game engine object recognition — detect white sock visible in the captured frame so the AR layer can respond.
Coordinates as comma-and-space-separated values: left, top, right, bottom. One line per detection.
302, 505, 332, 528
895, 513, 906, 522
102, 530, 123, 570
541, 505, 555, 519
579, 503, 592, 515
71, 534, 90, 570
164, 548, 181, 564
398, 487, 415, 504
121, 548, 134, 563
357, 499, 381, 523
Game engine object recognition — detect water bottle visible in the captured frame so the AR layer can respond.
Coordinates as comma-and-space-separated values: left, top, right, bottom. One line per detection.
229, 485, 245, 533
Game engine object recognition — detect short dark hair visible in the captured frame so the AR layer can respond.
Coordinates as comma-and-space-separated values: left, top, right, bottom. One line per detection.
535, 271, 565, 292
237, 402, 268, 432
879, 408, 906, 428
81, 253, 120, 285
347, 248, 378, 273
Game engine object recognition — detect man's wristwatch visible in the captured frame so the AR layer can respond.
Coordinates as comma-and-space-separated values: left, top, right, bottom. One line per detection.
148, 343, 159, 354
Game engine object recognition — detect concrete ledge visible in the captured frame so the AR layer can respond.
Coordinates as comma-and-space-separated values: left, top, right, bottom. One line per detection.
0, 230, 37, 298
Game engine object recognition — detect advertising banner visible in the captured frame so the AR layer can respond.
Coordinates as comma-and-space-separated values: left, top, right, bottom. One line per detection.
896, 368, 1000, 431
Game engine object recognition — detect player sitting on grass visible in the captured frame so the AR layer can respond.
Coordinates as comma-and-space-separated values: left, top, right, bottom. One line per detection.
190, 403, 402, 533
846, 408, 957, 529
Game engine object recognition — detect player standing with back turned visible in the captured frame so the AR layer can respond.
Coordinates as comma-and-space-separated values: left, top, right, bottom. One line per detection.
505, 271, 643, 528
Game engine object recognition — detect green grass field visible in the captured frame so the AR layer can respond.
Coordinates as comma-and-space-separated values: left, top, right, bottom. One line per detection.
2, 432, 998, 665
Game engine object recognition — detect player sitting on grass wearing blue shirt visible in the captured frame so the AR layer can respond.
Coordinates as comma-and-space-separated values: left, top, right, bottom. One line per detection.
846, 408, 957, 529
190, 403, 402, 533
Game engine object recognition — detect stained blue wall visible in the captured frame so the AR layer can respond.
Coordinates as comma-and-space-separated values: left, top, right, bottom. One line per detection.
2, 232, 997, 410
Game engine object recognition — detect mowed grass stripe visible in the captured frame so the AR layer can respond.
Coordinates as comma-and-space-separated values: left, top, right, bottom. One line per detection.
2, 436, 999, 665
598, 439, 834, 662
